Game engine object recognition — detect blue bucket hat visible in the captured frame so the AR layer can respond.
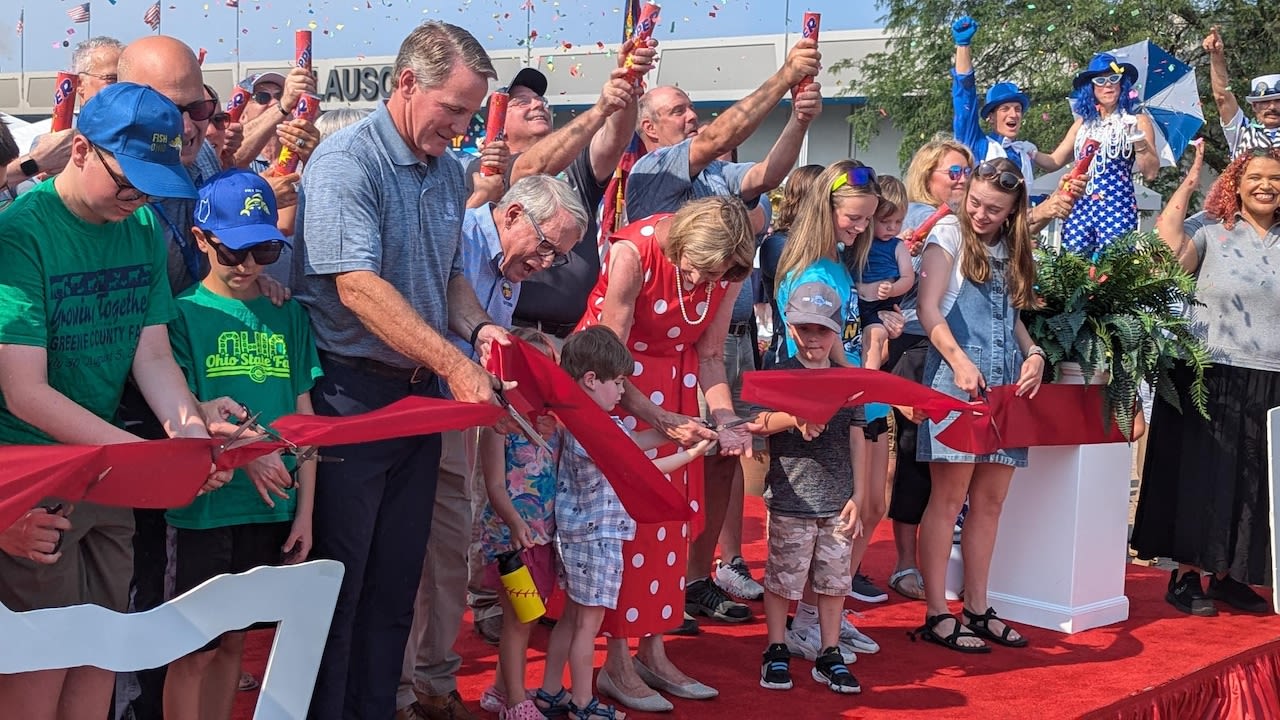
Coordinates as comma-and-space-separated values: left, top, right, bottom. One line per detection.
981, 82, 1030, 118
77, 82, 197, 200
194, 169, 287, 249
1073, 52, 1139, 92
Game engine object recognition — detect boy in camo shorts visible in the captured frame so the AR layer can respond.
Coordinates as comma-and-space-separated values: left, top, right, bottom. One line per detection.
748, 282, 863, 695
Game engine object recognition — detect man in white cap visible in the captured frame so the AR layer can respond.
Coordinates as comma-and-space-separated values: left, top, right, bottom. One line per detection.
1203, 26, 1280, 157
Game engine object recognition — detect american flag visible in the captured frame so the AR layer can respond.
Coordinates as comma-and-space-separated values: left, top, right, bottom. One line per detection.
143, 2, 161, 30
66, 3, 91, 24
15, 9, 22, 37
226, 0, 239, 7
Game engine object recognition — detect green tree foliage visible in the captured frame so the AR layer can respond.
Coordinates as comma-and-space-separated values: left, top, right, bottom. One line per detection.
832, 0, 1280, 180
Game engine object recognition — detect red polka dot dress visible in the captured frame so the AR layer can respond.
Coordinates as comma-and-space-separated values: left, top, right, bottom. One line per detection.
577, 215, 731, 637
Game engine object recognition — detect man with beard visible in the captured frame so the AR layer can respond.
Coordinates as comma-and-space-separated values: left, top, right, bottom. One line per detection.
1204, 26, 1280, 157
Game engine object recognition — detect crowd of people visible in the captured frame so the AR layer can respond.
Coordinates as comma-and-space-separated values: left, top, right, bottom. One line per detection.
0, 11, 1276, 720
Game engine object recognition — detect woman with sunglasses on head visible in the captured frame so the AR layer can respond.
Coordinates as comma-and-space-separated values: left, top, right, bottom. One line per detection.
1040, 52, 1160, 256
576, 195, 752, 711
768, 160, 888, 662
1130, 143, 1280, 617
912, 157, 1044, 653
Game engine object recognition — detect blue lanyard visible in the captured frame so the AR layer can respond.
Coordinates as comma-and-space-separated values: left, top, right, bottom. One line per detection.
149, 201, 204, 285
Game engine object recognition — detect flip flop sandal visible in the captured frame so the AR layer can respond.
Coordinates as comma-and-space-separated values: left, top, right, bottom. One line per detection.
888, 568, 926, 600
963, 606, 1029, 648
910, 613, 991, 654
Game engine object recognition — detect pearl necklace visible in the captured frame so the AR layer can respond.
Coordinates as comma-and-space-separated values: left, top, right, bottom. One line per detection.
675, 269, 714, 326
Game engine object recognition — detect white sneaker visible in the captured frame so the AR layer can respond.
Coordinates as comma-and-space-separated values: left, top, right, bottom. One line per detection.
839, 610, 880, 654
785, 622, 855, 664
714, 556, 764, 601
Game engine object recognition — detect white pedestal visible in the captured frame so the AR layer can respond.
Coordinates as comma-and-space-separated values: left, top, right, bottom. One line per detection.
988, 442, 1133, 633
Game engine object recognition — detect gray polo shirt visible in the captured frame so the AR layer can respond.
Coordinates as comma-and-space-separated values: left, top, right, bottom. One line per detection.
1186, 211, 1280, 372
448, 205, 518, 361
625, 137, 755, 219
293, 102, 466, 368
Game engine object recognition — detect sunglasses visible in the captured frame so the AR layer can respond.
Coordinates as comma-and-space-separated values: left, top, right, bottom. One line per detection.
1091, 73, 1124, 87
176, 98, 219, 122
938, 164, 973, 181
526, 213, 569, 268
90, 144, 148, 202
831, 166, 880, 193
78, 71, 118, 84
252, 90, 284, 106
1251, 80, 1280, 97
974, 161, 1024, 191
210, 113, 231, 130
208, 238, 285, 266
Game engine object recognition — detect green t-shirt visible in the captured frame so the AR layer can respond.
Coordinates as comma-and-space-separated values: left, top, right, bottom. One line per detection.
165, 284, 322, 530
0, 179, 175, 445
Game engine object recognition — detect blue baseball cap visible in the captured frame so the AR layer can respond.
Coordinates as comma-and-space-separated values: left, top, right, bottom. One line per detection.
77, 82, 197, 200
981, 82, 1030, 118
194, 169, 287, 249
1073, 52, 1138, 92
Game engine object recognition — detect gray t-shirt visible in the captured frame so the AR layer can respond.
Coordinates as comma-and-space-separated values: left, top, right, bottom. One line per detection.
1186, 211, 1280, 372
624, 138, 756, 219
898, 201, 942, 335
293, 102, 465, 368
752, 357, 861, 519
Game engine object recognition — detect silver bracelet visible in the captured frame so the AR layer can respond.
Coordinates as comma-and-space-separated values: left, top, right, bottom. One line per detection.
1025, 345, 1047, 360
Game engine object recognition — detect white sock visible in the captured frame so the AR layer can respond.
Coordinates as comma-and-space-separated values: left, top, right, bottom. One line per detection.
793, 601, 818, 631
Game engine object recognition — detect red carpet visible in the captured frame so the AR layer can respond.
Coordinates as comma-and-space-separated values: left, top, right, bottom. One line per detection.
235, 496, 1280, 719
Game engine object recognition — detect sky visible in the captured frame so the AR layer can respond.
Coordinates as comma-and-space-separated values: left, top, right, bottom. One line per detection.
0, 0, 883, 74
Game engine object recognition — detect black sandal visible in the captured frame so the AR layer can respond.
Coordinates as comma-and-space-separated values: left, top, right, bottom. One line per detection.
535, 687, 572, 717
568, 697, 623, 720
963, 606, 1028, 648
909, 613, 991, 654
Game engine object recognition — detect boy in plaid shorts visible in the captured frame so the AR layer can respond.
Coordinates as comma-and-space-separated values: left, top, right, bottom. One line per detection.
748, 282, 863, 695
553, 326, 712, 720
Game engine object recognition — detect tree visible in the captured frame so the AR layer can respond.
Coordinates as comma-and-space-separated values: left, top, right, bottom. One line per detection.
832, 0, 1280, 182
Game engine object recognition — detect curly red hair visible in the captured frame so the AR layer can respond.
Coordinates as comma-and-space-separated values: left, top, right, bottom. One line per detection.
1203, 148, 1280, 229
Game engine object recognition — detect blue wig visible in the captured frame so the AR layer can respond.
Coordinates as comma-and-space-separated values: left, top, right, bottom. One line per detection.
1071, 77, 1139, 123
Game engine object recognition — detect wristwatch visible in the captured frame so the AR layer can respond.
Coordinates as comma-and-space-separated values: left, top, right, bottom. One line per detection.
276, 101, 292, 118
19, 156, 39, 178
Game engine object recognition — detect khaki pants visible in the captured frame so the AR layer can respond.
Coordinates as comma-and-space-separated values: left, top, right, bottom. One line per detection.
397, 429, 477, 706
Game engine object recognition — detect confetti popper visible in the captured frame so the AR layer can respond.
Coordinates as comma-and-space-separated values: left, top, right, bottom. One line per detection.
791, 12, 821, 99
273, 93, 321, 176
624, 1, 661, 89
51, 72, 79, 132
226, 86, 252, 124
907, 204, 953, 256
1060, 138, 1101, 198
480, 90, 510, 176
295, 29, 313, 73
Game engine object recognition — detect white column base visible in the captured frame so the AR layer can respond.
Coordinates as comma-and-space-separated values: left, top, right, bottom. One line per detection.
988, 442, 1133, 634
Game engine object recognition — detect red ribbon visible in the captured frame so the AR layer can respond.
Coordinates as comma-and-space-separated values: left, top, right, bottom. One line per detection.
742, 367, 1126, 455
488, 338, 691, 524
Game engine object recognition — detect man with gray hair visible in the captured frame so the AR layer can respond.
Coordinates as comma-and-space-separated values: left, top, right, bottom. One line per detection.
73, 36, 124, 106
292, 21, 503, 719
397, 174, 586, 720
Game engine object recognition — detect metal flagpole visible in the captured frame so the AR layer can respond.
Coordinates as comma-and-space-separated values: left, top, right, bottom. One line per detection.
19, 8, 25, 103
235, 6, 241, 81
158, 4, 163, 36
87, 1, 92, 40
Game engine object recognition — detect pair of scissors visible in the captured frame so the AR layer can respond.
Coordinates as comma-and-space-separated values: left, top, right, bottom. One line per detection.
211, 410, 269, 460
495, 390, 553, 453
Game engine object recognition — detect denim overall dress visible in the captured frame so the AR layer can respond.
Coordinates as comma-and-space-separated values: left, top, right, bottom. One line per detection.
917, 251, 1029, 467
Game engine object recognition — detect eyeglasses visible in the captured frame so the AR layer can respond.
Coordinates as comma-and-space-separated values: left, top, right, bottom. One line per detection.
90, 144, 148, 202
208, 238, 285, 266
210, 113, 231, 130
974, 161, 1024, 191
1251, 80, 1280, 97
509, 94, 548, 108
1091, 73, 1124, 87
176, 98, 219, 122
937, 164, 973, 181
526, 213, 569, 267
831, 166, 880, 194
78, 71, 118, 84
252, 90, 283, 105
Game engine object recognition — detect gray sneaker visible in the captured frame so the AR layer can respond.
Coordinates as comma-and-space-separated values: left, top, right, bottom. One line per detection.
714, 556, 765, 601
849, 572, 888, 603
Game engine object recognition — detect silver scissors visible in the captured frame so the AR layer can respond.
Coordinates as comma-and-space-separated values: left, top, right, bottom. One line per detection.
496, 391, 553, 453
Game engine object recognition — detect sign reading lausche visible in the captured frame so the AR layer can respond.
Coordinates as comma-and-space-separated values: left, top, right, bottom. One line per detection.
321, 65, 395, 103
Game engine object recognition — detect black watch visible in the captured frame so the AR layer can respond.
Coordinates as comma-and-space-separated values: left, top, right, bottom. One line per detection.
19, 157, 39, 178
277, 101, 292, 118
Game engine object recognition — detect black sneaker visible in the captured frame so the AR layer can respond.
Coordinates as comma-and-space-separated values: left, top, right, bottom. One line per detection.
1166, 570, 1217, 617
669, 611, 701, 636
849, 572, 889, 603
685, 577, 752, 622
812, 646, 861, 694
1207, 575, 1271, 613
760, 643, 792, 690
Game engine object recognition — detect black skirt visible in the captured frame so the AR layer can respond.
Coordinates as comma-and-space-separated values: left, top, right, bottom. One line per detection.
1130, 361, 1277, 586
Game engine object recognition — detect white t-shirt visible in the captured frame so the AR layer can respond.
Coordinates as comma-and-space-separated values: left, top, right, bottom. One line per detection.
924, 215, 1008, 318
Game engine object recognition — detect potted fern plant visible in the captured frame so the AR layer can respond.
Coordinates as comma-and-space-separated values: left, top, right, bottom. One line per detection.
1023, 232, 1211, 438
